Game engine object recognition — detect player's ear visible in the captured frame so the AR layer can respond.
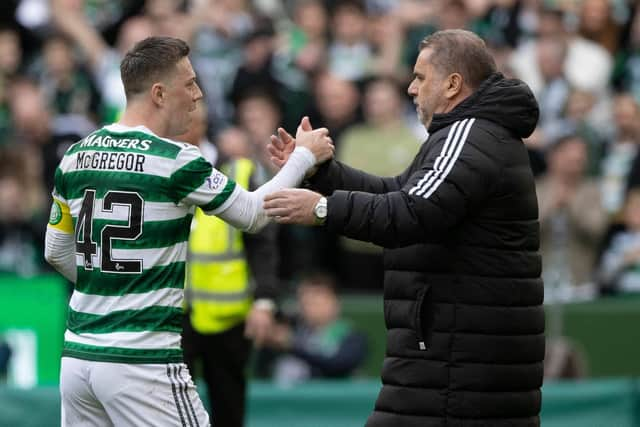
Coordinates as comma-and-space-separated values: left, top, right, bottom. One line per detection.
444, 73, 463, 99
151, 83, 165, 107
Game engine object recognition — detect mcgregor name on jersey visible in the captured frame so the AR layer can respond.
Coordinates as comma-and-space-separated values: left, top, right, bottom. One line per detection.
76, 151, 146, 172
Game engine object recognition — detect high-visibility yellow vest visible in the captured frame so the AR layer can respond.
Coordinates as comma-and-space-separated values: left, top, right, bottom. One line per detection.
185, 158, 254, 334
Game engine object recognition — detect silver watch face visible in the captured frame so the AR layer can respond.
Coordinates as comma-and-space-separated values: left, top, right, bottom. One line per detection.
315, 199, 328, 218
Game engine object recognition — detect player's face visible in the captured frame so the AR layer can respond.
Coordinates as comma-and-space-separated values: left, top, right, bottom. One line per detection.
165, 57, 203, 137
407, 48, 448, 129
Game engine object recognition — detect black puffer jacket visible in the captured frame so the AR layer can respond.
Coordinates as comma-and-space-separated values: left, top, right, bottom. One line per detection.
309, 73, 544, 427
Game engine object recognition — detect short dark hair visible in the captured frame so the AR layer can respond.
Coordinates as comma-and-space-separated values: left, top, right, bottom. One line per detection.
419, 29, 497, 90
120, 36, 190, 99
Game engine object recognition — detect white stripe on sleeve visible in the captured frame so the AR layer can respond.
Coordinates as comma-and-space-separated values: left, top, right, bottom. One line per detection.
409, 118, 475, 199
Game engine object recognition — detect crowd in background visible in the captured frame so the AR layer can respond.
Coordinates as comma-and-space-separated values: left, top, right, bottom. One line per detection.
2, 0, 640, 303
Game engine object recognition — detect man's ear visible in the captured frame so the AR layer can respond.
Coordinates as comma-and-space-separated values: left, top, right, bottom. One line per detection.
151, 83, 164, 107
445, 73, 463, 99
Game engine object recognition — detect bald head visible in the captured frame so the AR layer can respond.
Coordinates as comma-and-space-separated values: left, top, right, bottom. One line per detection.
419, 29, 497, 90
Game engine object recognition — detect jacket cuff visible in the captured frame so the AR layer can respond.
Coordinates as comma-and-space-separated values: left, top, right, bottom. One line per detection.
304, 160, 334, 192
326, 190, 350, 234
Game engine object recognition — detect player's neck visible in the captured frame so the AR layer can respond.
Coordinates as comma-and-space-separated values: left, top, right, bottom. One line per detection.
118, 103, 168, 137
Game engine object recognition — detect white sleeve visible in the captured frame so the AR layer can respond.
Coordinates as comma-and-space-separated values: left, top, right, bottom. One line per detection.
208, 147, 316, 233
44, 226, 77, 283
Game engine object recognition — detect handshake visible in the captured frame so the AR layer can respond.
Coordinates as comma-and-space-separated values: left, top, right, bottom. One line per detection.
267, 116, 334, 170
263, 117, 335, 226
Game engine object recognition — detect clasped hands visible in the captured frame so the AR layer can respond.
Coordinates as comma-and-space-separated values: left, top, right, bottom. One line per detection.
263, 117, 333, 226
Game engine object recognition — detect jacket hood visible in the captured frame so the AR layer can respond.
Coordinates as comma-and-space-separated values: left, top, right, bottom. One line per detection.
428, 72, 539, 138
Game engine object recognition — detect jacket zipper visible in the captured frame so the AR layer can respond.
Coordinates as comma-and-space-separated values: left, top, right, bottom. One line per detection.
415, 287, 429, 351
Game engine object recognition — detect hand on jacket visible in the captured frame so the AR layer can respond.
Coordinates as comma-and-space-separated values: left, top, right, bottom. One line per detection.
264, 189, 323, 225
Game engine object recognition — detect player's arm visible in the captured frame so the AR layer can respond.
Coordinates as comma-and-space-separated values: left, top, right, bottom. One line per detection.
175, 118, 333, 233
44, 197, 77, 283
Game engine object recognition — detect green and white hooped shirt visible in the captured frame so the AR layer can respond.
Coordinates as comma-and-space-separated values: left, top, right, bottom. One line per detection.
51, 123, 238, 364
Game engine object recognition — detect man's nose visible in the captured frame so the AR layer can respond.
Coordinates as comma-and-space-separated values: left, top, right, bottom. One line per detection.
194, 84, 203, 101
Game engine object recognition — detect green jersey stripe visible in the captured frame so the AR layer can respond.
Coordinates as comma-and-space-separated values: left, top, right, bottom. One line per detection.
200, 179, 237, 211
75, 262, 185, 296
68, 306, 183, 334
86, 215, 192, 250
63, 171, 172, 202
170, 157, 213, 201
63, 341, 183, 364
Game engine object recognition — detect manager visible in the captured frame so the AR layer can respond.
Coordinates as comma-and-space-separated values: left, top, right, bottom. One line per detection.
265, 29, 544, 427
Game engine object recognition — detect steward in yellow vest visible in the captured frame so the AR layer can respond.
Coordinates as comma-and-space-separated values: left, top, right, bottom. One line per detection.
182, 157, 280, 427
186, 158, 254, 333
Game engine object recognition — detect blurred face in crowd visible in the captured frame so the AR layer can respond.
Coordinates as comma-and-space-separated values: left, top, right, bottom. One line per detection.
298, 283, 339, 329
548, 137, 588, 180
116, 17, 154, 54
438, 0, 469, 30
244, 35, 274, 70
537, 37, 566, 81
565, 89, 595, 121
236, 95, 281, 145
216, 126, 252, 159
44, 37, 75, 80
0, 176, 27, 222
580, 0, 611, 34
8, 81, 50, 142
332, 5, 367, 44
364, 79, 402, 126
145, 0, 182, 20
0, 29, 21, 76
162, 57, 203, 137
537, 10, 566, 39
408, 48, 450, 128
613, 94, 640, 139
295, 1, 327, 40
315, 73, 360, 125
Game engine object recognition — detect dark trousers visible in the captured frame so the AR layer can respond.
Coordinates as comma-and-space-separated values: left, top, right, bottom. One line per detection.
182, 317, 251, 427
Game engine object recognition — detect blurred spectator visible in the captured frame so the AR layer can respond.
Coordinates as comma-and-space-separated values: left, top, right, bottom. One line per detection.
51, 0, 159, 122
335, 77, 420, 290
308, 71, 362, 144
235, 90, 283, 179
614, 5, 640, 102
32, 34, 100, 120
0, 151, 46, 276
284, 0, 328, 76
327, 1, 373, 81
470, 0, 526, 48
534, 36, 571, 148
537, 134, 608, 293
217, 126, 251, 161
264, 273, 367, 385
510, 6, 613, 97
7, 78, 94, 193
366, 7, 405, 79
577, 0, 623, 55
597, 189, 640, 293
600, 93, 640, 215
0, 25, 22, 79
230, 17, 309, 132
189, 0, 253, 132
564, 88, 608, 176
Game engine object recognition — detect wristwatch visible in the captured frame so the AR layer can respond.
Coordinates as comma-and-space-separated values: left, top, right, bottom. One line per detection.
313, 197, 328, 225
